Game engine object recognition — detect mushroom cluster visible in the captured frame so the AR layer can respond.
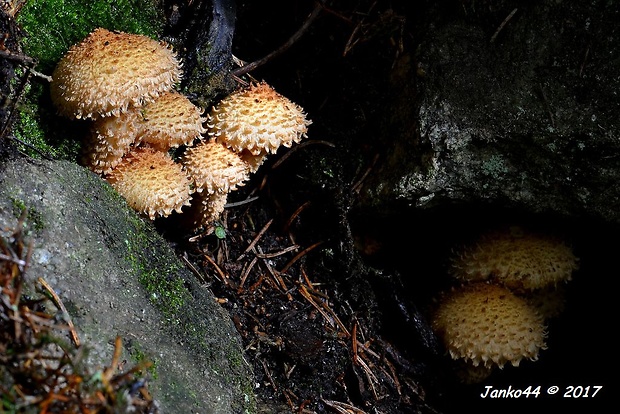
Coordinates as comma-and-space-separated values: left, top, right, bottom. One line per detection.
431, 225, 579, 383
50, 28, 312, 227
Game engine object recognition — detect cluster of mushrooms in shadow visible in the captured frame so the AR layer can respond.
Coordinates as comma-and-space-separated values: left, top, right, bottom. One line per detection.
50, 28, 311, 228
47, 27, 586, 411
432, 225, 579, 383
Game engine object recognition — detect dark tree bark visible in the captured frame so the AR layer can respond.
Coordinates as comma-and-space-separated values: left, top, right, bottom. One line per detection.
161, 0, 237, 108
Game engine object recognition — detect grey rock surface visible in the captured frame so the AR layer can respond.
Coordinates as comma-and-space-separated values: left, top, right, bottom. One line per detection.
0, 156, 256, 413
360, 0, 620, 224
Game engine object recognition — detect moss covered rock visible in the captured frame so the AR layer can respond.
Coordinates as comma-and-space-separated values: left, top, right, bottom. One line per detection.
0, 156, 256, 413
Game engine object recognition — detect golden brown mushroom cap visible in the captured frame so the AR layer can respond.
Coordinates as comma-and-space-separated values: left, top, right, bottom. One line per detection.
431, 283, 547, 369
189, 191, 229, 228
50, 28, 182, 120
239, 149, 268, 174
181, 140, 250, 194
449, 227, 579, 291
207, 82, 312, 155
135, 91, 207, 151
82, 110, 141, 175
106, 147, 192, 219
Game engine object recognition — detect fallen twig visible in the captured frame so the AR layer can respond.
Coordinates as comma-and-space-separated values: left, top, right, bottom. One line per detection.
203, 253, 231, 286
232, 1, 326, 76
256, 246, 290, 296
225, 195, 260, 208
279, 240, 324, 274
238, 255, 258, 290
255, 244, 299, 259
237, 218, 273, 261
37, 277, 80, 347
298, 283, 336, 329
182, 254, 209, 285
283, 201, 311, 243
321, 399, 368, 414
490, 8, 518, 43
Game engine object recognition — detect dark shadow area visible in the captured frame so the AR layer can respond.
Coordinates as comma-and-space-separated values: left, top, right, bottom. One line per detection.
349, 202, 615, 413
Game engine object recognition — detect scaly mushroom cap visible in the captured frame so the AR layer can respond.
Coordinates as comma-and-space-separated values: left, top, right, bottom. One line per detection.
136, 91, 207, 151
431, 283, 547, 369
181, 140, 250, 194
450, 227, 579, 291
239, 149, 269, 174
191, 191, 229, 228
207, 82, 312, 155
106, 147, 192, 219
50, 28, 182, 119
82, 110, 141, 175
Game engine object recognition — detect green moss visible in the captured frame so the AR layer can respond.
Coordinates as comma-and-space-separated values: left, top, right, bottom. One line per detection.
0, 391, 17, 414
10, 197, 45, 232
139, 266, 187, 319
17, 0, 163, 74
12, 80, 82, 160
481, 154, 510, 179
13, 0, 164, 160
111, 198, 190, 322
122, 230, 189, 322
127, 343, 159, 380
93, 180, 257, 412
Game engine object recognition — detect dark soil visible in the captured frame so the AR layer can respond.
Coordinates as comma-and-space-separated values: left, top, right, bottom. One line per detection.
160, 2, 454, 412
162, 167, 448, 414
161, 2, 614, 413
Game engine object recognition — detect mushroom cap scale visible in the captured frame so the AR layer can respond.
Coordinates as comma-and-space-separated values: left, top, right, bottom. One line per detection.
239, 149, 268, 174
82, 110, 141, 175
450, 227, 579, 291
181, 140, 250, 194
135, 91, 207, 151
207, 82, 311, 155
51, 28, 182, 120
82, 135, 133, 176
431, 282, 547, 369
106, 147, 192, 219
193, 191, 229, 228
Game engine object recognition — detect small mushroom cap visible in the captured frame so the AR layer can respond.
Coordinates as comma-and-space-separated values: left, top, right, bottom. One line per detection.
239, 149, 268, 174
82, 110, 141, 175
207, 82, 311, 155
106, 147, 192, 219
431, 282, 547, 369
449, 227, 579, 291
135, 91, 207, 151
191, 191, 229, 228
50, 28, 182, 119
181, 140, 250, 194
